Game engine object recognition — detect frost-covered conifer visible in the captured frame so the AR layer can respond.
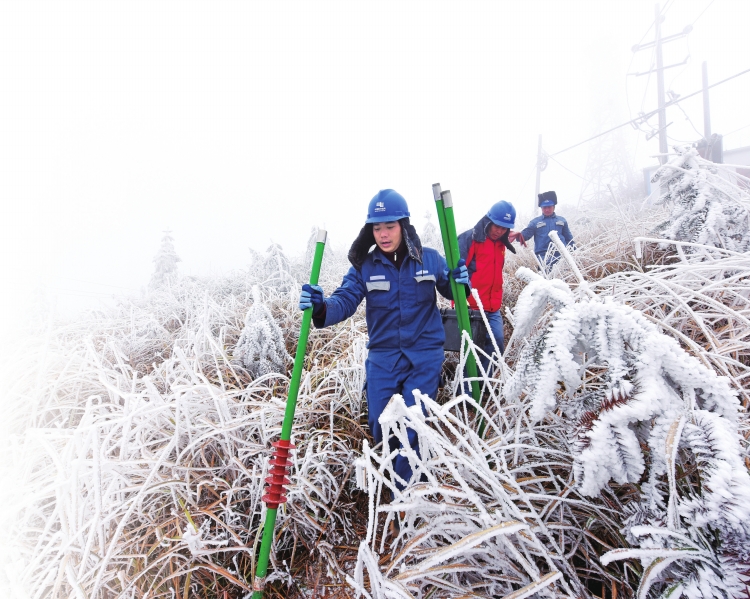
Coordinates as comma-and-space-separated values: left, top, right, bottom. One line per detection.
420, 211, 444, 254
235, 285, 291, 377
248, 241, 295, 291
149, 230, 181, 289
652, 147, 750, 253
264, 241, 291, 277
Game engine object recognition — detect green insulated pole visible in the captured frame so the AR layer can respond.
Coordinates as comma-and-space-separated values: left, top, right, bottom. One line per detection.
251, 229, 327, 599
432, 184, 461, 310
432, 184, 482, 406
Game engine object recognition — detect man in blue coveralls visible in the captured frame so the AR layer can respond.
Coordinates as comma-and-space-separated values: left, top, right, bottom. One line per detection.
513, 191, 575, 271
298, 189, 469, 492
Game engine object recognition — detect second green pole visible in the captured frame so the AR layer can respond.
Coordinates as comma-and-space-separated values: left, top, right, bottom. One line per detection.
432, 184, 482, 406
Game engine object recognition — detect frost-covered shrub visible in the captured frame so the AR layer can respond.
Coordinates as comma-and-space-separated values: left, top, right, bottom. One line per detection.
652, 147, 750, 253
589, 244, 750, 408
235, 285, 291, 377
352, 390, 579, 599
0, 243, 368, 598
248, 241, 296, 291
7, 198, 750, 599
505, 267, 750, 599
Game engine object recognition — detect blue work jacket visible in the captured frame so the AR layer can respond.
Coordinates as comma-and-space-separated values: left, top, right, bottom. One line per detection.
520, 213, 575, 256
315, 247, 453, 370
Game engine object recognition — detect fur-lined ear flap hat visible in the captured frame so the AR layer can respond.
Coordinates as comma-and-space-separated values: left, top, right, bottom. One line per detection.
348, 189, 424, 270
538, 191, 557, 207
347, 218, 424, 270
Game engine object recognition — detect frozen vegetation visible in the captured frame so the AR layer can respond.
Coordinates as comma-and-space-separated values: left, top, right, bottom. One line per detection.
1, 151, 749, 598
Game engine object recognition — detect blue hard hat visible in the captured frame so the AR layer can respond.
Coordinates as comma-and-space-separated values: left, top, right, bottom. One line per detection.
538, 191, 557, 207
487, 201, 516, 228
366, 189, 410, 223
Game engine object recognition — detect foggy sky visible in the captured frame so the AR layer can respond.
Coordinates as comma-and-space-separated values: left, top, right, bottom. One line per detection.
1, 0, 749, 332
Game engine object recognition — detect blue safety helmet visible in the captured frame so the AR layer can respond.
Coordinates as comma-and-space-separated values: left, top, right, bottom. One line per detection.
538, 191, 558, 207
486, 200, 516, 228
366, 189, 410, 223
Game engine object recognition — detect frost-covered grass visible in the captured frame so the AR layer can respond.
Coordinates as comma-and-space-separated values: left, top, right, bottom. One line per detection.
0, 256, 369, 598
2, 160, 750, 599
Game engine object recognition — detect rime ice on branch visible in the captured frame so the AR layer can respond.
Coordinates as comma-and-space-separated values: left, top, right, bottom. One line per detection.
652, 146, 750, 253
506, 267, 750, 599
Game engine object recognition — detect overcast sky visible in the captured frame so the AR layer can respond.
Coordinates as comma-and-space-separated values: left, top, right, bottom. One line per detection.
1, 0, 749, 330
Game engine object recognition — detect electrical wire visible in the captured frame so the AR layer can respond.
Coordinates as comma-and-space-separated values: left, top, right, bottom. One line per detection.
627, 0, 674, 118
626, 8, 662, 129
548, 155, 590, 183
666, 34, 692, 93
551, 66, 750, 157
627, 0, 708, 139
663, 29, 702, 143
513, 161, 538, 203
671, 99, 705, 141
689, 0, 715, 27
723, 123, 750, 138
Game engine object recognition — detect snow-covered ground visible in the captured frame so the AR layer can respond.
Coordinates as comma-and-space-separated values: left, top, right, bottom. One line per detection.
2, 150, 749, 599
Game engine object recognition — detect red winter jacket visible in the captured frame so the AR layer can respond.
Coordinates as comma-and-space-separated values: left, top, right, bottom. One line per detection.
457, 216, 516, 313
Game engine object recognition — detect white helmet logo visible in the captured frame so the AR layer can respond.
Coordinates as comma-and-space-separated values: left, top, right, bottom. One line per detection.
505, 213, 511, 219
375, 201, 386, 212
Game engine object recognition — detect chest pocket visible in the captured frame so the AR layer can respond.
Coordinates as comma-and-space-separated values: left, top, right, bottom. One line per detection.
366, 280, 391, 308
414, 274, 437, 303
555, 220, 565, 229
536, 221, 546, 228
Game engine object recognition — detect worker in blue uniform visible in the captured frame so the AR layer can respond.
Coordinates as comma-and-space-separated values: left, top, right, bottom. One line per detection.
298, 189, 468, 491
513, 191, 575, 270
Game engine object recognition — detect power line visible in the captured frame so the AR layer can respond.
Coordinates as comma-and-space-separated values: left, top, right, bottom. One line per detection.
513, 161, 538, 203
625, 7, 662, 126
661, 0, 677, 19
626, 0, 713, 136
689, 0, 715, 27
666, 33, 692, 93
548, 155, 589, 183
724, 123, 750, 138
550, 66, 750, 157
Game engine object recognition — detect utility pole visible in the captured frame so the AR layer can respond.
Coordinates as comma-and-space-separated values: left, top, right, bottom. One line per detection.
654, 3, 668, 164
534, 134, 544, 215
702, 61, 711, 139
630, 4, 692, 165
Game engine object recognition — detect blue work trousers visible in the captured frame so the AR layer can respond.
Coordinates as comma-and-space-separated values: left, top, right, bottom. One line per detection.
462, 310, 504, 394
365, 349, 443, 490
480, 310, 505, 371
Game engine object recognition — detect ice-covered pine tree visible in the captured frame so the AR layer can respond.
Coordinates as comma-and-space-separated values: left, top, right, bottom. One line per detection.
149, 230, 181, 290
420, 211, 444, 255
248, 241, 295, 291
235, 285, 291, 377
652, 146, 750, 253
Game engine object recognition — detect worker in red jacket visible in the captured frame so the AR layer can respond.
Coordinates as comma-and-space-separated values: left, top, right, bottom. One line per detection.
457, 200, 520, 370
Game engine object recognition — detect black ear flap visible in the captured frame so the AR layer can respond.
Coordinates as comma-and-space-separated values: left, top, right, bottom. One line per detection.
347, 224, 376, 270
500, 229, 516, 254
538, 191, 558, 206
399, 218, 423, 261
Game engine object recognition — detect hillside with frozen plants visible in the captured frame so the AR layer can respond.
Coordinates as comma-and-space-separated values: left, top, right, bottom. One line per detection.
1, 148, 749, 599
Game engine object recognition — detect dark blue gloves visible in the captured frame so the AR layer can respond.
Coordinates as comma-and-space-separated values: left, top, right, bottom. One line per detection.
299, 284, 325, 314
450, 259, 470, 287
